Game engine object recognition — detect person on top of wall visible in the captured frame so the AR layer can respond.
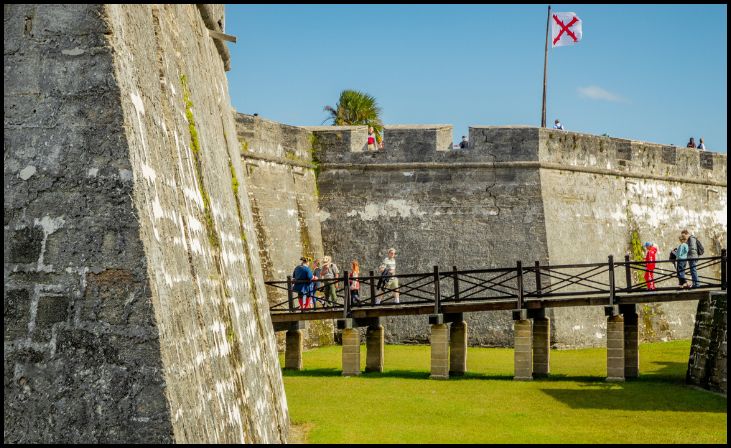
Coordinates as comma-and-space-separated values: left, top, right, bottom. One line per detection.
697, 137, 706, 150
643, 242, 657, 291
676, 235, 690, 289
377, 248, 400, 304
459, 135, 469, 149
686, 137, 696, 148
349, 260, 361, 304
320, 256, 340, 304
553, 119, 564, 130
292, 257, 315, 309
367, 126, 378, 151
681, 229, 702, 288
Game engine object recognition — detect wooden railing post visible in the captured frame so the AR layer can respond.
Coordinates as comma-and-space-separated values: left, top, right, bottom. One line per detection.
534, 261, 542, 297
624, 254, 632, 291
516, 261, 524, 309
453, 265, 460, 302
370, 270, 376, 305
286, 276, 294, 312
434, 266, 441, 314
721, 249, 727, 291
342, 270, 350, 318
608, 255, 616, 306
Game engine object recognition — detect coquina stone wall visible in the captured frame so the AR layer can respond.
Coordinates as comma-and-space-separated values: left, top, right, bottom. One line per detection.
310, 125, 727, 347
4, 4, 288, 443
235, 113, 334, 348
537, 128, 726, 347
311, 125, 550, 346
687, 291, 727, 395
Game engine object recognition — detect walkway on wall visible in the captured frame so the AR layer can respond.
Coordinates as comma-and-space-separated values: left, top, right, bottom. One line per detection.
266, 252, 727, 381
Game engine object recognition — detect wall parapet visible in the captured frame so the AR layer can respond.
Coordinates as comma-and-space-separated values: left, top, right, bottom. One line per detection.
306, 125, 726, 185
236, 113, 315, 164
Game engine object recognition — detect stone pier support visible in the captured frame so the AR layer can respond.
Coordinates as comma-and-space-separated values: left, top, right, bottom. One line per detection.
284, 329, 303, 370
342, 328, 361, 376
621, 304, 639, 379
430, 323, 449, 379
514, 319, 533, 380
606, 314, 625, 382
532, 315, 550, 377
365, 325, 384, 373
449, 321, 468, 376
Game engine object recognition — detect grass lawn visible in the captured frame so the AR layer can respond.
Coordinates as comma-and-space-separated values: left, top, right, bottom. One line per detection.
280, 340, 727, 444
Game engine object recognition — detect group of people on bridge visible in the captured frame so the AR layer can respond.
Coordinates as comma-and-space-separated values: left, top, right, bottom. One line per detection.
641, 229, 705, 290
291, 248, 400, 309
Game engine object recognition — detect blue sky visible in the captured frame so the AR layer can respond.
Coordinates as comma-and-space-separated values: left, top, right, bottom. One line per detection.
225, 4, 727, 152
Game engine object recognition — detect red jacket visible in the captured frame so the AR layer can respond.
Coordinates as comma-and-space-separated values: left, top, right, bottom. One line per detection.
645, 246, 657, 270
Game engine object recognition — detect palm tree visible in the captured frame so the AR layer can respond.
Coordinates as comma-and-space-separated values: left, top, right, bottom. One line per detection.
323, 89, 384, 143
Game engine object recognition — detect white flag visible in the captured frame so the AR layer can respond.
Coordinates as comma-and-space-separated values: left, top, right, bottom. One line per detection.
552, 12, 582, 48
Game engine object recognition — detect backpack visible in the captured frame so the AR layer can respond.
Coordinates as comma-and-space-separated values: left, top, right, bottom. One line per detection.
669, 247, 677, 260
694, 236, 705, 256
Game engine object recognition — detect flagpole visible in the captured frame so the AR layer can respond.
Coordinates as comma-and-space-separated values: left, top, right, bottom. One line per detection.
541, 5, 551, 128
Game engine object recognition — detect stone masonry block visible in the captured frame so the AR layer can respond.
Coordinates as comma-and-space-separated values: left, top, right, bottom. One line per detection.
9, 227, 44, 264
4, 289, 31, 340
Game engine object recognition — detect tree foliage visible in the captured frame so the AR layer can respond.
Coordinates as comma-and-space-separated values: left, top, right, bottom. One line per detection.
323, 89, 383, 142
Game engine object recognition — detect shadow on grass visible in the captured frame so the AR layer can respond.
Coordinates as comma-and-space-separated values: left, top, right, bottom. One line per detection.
539, 385, 727, 413
283, 368, 341, 377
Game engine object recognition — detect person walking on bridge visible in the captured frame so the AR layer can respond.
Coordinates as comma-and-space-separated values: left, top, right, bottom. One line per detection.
292, 257, 315, 309
676, 235, 690, 289
643, 242, 657, 291
349, 260, 361, 304
681, 229, 702, 288
378, 248, 400, 304
321, 256, 340, 304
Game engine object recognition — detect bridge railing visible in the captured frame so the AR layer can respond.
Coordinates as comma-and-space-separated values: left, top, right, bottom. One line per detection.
616, 252, 726, 293
267, 250, 726, 315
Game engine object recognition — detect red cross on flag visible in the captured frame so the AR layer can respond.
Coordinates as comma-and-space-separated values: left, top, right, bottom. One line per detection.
552, 12, 582, 47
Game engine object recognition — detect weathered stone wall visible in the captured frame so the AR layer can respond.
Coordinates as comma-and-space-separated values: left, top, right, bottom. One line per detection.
311, 125, 726, 347
5, 4, 288, 443
687, 292, 727, 395
537, 128, 727, 347
235, 114, 334, 348
312, 125, 550, 346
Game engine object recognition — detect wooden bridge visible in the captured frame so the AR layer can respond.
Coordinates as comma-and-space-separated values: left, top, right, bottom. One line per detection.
267, 251, 727, 381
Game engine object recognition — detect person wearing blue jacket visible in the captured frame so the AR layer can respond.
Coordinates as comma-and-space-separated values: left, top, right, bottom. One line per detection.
292, 257, 315, 309
676, 235, 690, 289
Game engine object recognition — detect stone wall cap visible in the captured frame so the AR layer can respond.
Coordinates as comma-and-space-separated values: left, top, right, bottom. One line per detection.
384, 124, 452, 129
302, 125, 366, 131
237, 112, 312, 132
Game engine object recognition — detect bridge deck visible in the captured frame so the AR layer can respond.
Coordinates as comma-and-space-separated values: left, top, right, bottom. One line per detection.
270, 289, 712, 323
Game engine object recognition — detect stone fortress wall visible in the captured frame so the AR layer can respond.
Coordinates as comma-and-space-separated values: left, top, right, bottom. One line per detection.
4, 4, 287, 443
301, 124, 727, 347
235, 113, 334, 348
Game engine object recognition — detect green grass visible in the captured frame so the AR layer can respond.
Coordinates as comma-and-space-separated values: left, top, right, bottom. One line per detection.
280, 340, 727, 444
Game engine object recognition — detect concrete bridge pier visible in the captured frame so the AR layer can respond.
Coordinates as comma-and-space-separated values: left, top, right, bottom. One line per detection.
621, 304, 639, 379
365, 322, 385, 373
605, 306, 625, 382
273, 321, 306, 370
512, 310, 533, 380
449, 318, 468, 376
429, 315, 450, 379
338, 318, 384, 376
529, 309, 550, 377
341, 326, 361, 376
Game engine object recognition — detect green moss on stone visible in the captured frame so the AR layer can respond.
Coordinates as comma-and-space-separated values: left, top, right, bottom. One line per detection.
180, 74, 220, 249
